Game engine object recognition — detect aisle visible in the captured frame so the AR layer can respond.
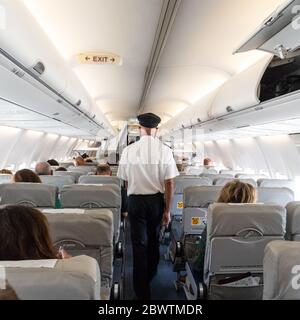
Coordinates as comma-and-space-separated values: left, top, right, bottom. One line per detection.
123, 221, 186, 300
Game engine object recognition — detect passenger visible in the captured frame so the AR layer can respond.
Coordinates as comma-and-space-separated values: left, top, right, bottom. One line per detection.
0, 205, 70, 260
13, 169, 61, 208
47, 159, 59, 166
35, 162, 52, 176
193, 180, 257, 280
0, 169, 13, 175
13, 169, 41, 183
55, 166, 67, 172
73, 156, 85, 167
84, 158, 93, 163
203, 157, 213, 167
117, 112, 179, 300
96, 164, 128, 217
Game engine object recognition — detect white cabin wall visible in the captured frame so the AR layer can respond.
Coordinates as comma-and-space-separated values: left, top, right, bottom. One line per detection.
204, 134, 300, 179
0, 125, 79, 170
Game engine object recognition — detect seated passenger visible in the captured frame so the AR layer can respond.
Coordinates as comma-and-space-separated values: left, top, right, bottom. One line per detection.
192, 180, 257, 280
13, 169, 41, 183
47, 159, 59, 166
84, 158, 93, 163
13, 169, 61, 208
203, 157, 213, 168
96, 164, 128, 218
0, 169, 13, 175
55, 166, 67, 172
0, 205, 70, 260
73, 156, 85, 167
35, 162, 52, 176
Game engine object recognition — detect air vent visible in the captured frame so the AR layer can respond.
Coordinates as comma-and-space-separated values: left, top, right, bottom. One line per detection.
32, 61, 45, 76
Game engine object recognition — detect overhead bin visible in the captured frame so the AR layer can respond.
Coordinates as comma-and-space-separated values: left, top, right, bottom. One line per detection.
209, 55, 273, 117
234, 0, 300, 59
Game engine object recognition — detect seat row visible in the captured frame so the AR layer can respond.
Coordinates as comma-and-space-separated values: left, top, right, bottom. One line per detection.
182, 202, 300, 300
0, 182, 124, 300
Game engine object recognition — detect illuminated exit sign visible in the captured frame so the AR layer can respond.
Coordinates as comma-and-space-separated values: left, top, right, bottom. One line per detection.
77, 52, 122, 65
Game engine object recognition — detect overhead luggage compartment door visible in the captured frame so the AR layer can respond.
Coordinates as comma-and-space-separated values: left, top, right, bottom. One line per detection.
234, 0, 300, 59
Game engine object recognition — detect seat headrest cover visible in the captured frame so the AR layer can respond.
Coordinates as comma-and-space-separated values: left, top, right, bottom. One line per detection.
263, 240, 300, 300
61, 184, 121, 208
257, 187, 294, 206
78, 175, 121, 187
0, 183, 58, 208
184, 186, 222, 208
258, 179, 294, 189
207, 203, 286, 238
213, 177, 257, 187
174, 176, 212, 193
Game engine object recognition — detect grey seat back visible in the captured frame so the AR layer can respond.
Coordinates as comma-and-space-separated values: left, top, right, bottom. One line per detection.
43, 208, 113, 298
201, 173, 233, 180
184, 186, 222, 208
78, 175, 121, 187
286, 201, 300, 241
0, 174, 12, 184
171, 177, 212, 216
58, 161, 73, 168
219, 170, 241, 176
204, 203, 286, 300
53, 171, 82, 183
213, 178, 257, 187
204, 203, 286, 299
258, 179, 295, 190
257, 187, 294, 207
263, 240, 300, 300
0, 183, 58, 208
1, 255, 100, 300
67, 166, 96, 174
61, 184, 121, 242
40, 175, 75, 192
185, 167, 204, 175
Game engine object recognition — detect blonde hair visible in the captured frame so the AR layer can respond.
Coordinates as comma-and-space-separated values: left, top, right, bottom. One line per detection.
217, 180, 257, 204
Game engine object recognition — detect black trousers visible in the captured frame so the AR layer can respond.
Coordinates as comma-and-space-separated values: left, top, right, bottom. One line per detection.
128, 193, 164, 300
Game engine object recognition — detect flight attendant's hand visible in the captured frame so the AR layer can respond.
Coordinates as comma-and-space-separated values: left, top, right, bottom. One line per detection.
161, 210, 171, 227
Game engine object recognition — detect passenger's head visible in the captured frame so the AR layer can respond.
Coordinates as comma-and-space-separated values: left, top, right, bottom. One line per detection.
55, 166, 67, 172
96, 164, 112, 176
217, 180, 257, 204
137, 113, 161, 137
73, 156, 85, 167
35, 162, 52, 176
13, 169, 41, 183
176, 163, 183, 173
203, 158, 212, 166
47, 159, 59, 166
0, 169, 12, 175
0, 205, 57, 260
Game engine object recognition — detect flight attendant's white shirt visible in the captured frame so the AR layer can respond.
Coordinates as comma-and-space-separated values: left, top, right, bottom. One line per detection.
117, 136, 179, 195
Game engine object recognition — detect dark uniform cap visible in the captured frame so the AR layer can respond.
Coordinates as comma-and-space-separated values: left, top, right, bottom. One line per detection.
137, 113, 161, 128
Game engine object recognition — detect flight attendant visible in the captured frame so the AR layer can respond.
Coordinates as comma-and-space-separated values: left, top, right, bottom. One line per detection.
117, 113, 179, 300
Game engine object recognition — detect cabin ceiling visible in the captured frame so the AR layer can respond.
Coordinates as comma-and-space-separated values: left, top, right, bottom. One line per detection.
22, 0, 287, 131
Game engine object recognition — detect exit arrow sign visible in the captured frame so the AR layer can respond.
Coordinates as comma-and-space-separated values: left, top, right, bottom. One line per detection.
77, 52, 122, 66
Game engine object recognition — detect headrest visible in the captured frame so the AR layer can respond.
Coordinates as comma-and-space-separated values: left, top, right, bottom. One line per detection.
207, 203, 286, 238
67, 166, 96, 173
0, 183, 58, 208
263, 241, 300, 300
235, 173, 267, 180
174, 176, 212, 193
184, 186, 222, 208
258, 179, 295, 190
286, 201, 300, 236
78, 175, 121, 187
44, 208, 114, 246
53, 171, 82, 183
40, 175, 75, 191
213, 177, 257, 187
61, 184, 121, 208
0, 255, 100, 300
257, 187, 294, 207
